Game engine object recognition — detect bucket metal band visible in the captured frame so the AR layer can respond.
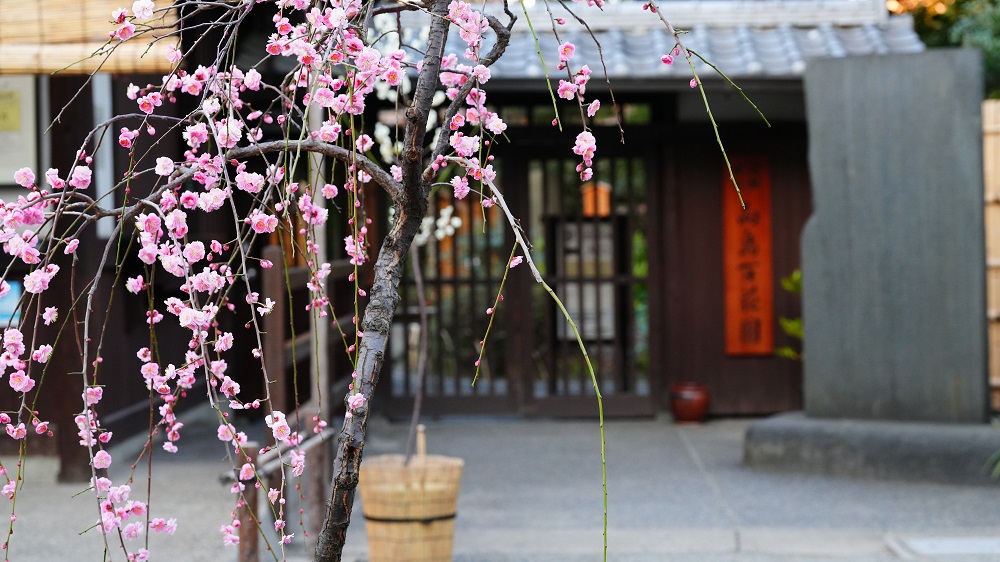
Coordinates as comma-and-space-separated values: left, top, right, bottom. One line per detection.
363, 513, 456, 525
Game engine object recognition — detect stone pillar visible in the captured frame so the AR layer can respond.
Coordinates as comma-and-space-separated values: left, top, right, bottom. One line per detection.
801, 49, 987, 423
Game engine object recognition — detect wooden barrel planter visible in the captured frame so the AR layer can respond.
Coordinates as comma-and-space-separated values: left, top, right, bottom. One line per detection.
359, 429, 463, 562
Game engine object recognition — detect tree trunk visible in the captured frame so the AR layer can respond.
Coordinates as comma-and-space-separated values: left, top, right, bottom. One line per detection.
313, 0, 451, 558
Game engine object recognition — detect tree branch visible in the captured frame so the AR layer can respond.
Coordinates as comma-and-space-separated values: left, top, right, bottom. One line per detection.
424, 10, 516, 183
227, 140, 405, 204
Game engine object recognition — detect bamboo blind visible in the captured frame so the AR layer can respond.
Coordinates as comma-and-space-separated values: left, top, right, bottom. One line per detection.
0, 0, 178, 75
983, 100, 1000, 409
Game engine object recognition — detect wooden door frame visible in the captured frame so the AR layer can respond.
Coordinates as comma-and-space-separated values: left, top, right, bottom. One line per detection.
498, 126, 662, 418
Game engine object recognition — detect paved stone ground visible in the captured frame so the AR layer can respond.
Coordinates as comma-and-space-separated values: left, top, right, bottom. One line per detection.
4, 408, 1000, 561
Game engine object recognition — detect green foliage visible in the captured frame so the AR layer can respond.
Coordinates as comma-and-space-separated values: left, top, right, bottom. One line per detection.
897, 0, 1000, 97
779, 317, 803, 341
951, 0, 1000, 98
774, 344, 802, 361
909, 0, 970, 48
775, 269, 803, 361
779, 268, 801, 295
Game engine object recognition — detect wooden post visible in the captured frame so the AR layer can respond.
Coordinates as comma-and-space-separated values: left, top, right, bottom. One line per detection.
238, 442, 260, 562
47, 75, 94, 483
262, 245, 287, 421
983, 100, 1000, 410
306, 416, 328, 550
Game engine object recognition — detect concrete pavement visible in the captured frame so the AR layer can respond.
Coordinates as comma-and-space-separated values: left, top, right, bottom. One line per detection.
3, 406, 1000, 561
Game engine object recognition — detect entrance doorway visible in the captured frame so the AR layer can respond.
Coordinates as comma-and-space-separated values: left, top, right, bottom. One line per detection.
380, 126, 659, 418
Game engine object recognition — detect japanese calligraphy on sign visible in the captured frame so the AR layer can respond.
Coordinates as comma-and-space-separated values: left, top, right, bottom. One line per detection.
723, 155, 774, 355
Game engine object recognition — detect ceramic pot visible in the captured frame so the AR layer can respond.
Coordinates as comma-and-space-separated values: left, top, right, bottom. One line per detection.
669, 382, 710, 424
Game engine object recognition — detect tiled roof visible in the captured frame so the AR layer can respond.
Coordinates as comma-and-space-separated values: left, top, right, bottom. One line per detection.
396, 0, 925, 80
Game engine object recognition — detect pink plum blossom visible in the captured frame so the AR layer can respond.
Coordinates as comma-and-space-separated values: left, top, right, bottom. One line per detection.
221, 524, 239, 545
244, 68, 262, 90
132, 0, 154, 20
13, 168, 33, 187
31, 345, 52, 364
93, 450, 112, 469
289, 449, 305, 476
85, 387, 104, 406
68, 166, 92, 189
5, 233, 40, 264
245, 210, 278, 233
115, 22, 136, 41
8, 372, 34, 393
123, 521, 144, 540
347, 393, 366, 410
23, 264, 60, 294
559, 42, 576, 63
256, 298, 275, 316
449, 132, 480, 157
198, 188, 227, 212
235, 171, 265, 193
215, 332, 234, 352
5, 424, 25, 440
239, 463, 254, 481
183, 241, 205, 264
165, 44, 181, 63
355, 135, 374, 152
557, 80, 578, 100
149, 518, 177, 534
451, 176, 470, 200
126, 276, 144, 294
154, 157, 174, 176
573, 131, 597, 166
214, 118, 243, 148
45, 168, 65, 189
344, 234, 367, 265
119, 128, 138, 147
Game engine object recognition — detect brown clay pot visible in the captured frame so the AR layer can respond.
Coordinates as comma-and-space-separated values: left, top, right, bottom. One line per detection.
669, 382, 710, 424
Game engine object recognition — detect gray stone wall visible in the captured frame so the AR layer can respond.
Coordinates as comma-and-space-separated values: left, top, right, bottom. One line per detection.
802, 49, 987, 422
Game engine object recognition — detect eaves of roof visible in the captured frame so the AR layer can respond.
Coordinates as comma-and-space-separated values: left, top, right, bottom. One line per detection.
392, 0, 925, 81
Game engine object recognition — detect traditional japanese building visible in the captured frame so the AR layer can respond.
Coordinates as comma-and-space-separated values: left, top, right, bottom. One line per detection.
0, 0, 939, 442
377, 0, 928, 418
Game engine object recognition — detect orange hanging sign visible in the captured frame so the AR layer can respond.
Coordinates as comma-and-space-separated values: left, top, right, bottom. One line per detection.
722, 155, 774, 355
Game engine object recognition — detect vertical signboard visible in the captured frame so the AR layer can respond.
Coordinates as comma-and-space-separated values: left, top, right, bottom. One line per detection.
723, 155, 773, 355
0, 76, 36, 189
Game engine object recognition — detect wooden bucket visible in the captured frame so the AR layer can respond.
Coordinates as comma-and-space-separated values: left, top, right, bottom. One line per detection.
359, 427, 463, 562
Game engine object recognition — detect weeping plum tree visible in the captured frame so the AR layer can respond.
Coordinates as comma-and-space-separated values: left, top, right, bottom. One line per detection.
0, 0, 739, 560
